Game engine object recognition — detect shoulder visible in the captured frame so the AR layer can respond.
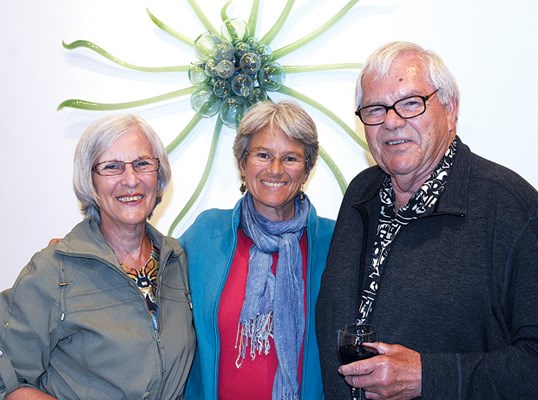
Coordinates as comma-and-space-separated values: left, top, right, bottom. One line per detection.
194, 208, 234, 224
178, 207, 236, 249
468, 150, 538, 213
470, 151, 534, 189
306, 206, 335, 257
185, 208, 234, 233
334, 165, 384, 212
444, 139, 538, 223
347, 165, 385, 197
2, 245, 62, 302
318, 216, 336, 231
311, 214, 335, 239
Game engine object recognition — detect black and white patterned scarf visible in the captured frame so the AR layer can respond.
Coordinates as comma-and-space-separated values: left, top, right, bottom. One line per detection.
357, 139, 457, 324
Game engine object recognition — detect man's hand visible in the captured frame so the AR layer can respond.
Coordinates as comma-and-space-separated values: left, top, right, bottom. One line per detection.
6, 388, 57, 400
338, 342, 422, 400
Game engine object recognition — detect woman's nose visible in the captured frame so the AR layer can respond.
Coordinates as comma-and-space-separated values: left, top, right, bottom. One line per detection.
266, 157, 284, 174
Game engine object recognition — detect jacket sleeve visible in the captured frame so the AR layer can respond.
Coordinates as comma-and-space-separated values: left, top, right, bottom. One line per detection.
421, 217, 538, 399
0, 252, 61, 397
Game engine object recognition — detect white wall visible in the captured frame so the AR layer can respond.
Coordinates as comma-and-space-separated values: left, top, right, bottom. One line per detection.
2, 0, 537, 290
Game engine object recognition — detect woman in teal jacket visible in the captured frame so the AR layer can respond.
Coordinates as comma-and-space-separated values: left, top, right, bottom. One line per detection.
180, 101, 334, 400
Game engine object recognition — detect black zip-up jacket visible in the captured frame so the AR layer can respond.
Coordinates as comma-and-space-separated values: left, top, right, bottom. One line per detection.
316, 136, 538, 399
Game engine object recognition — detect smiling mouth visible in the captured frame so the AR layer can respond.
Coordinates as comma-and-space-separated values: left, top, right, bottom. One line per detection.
386, 139, 409, 145
262, 181, 287, 188
118, 195, 144, 203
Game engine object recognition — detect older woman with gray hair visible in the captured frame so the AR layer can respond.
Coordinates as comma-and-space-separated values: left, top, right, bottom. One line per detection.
0, 114, 195, 400
180, 100, 335, 399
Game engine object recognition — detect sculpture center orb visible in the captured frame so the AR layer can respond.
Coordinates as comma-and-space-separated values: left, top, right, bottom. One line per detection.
189, 19, 285, 129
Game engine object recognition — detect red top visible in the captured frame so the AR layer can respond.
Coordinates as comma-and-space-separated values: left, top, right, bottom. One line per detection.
217, 228, 308, 399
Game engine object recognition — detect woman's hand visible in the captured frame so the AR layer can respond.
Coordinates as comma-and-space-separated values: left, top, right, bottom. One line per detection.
338, 342, 422, 400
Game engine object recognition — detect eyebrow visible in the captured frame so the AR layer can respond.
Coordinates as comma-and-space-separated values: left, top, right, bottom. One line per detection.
363, 91, 425, 106
249, 147, 304, 156
96, 155, 153, 163
248, 146, 269, 152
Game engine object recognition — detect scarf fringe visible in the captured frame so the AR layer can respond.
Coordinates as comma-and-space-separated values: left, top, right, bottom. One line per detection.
235, 311, 273, 368
278, 394, 299, 400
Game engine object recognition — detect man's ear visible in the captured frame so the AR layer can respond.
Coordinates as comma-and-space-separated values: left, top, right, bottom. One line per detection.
446, 97, 459, 132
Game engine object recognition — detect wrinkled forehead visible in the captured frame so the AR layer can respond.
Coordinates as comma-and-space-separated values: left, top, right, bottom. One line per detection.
366, 53, 427, 82
360, 56, 431, 101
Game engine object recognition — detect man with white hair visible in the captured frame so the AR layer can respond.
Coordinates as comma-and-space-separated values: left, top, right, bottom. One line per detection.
316, 41, 538, 399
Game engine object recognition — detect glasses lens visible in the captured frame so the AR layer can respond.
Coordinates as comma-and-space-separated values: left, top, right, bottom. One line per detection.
248, 151, 305, 170
359, 105, 386, 126
358, 95, 427, 125
248, 151, 272, 167
94, 158, 159, 176
133, 158, 160, 173
394, 96, 426, 118
280, 155, 306, 169
95, 161, 125, 176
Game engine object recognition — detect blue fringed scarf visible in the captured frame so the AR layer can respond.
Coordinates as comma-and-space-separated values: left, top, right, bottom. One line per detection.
237, 192, 310, 400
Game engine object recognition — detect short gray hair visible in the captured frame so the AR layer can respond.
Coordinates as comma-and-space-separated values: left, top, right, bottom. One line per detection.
233, 100, 319, 174
356, 41, 460, 117
73, 114, 171, 223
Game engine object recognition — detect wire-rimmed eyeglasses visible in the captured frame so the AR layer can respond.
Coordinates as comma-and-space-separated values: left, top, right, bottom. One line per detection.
244, 150, 309, 170
355, 89, 439, 126
92, 157, 160, 176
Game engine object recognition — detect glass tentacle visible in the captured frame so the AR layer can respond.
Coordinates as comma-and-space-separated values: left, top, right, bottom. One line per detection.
220, 0, 233, 22
318, 146, 348, 193
284, 63, 362, 73
247, 0, 261, 37
168, 118, 224, 235
221, 3, 245, 42
278, 85, 369, 151
57, 87, 196, 111
146, 9, 195, 47
187, 0, 218, 34
259, 0, 295, 45
62, 40, 190, 72
166, 113, 204, 154
272, 0, 360, 60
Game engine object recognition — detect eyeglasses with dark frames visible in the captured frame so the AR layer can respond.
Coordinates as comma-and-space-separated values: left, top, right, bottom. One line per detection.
355, 89, 439, 126
92, 157, 160, 176
244, 150, 309, 170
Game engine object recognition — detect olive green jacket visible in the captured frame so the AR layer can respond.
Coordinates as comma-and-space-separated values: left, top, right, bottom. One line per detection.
0, 219, 195, 399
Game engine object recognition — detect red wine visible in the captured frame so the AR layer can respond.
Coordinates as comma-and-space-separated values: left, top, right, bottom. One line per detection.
338, 344, 378, 365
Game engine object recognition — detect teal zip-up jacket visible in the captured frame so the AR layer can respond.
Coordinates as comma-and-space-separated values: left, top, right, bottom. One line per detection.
179, 198, 334, 399
0, 219, 195, 400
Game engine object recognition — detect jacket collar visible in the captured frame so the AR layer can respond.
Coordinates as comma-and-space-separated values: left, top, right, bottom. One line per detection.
56, 218, 183, 264
434, 136, 469, 216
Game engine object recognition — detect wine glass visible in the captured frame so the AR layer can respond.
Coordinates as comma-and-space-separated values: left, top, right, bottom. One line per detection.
337, 324, 378, 400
